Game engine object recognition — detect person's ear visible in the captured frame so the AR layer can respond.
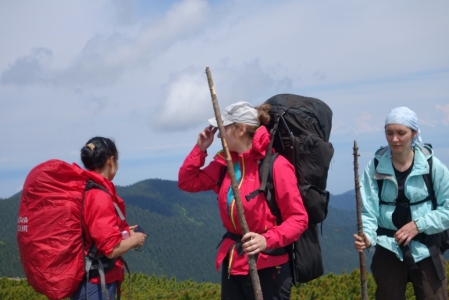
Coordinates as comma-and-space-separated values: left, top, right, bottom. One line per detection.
107, 156, 115, 166
239, 124, 247, 137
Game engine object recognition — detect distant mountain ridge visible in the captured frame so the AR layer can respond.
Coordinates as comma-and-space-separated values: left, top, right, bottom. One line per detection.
329, 190, 356, 211
0, 179, 367, 283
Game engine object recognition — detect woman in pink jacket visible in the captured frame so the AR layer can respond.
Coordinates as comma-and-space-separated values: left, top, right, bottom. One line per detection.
178, 101, 308, 300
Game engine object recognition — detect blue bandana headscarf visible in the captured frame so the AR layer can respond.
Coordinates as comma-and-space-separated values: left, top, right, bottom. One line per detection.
385, 107, 423, 152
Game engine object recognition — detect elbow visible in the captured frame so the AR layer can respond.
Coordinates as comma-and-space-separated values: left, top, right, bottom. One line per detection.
178, 179, 188, 191
178, 172, 188, 191
303, 213, 309, 226
105, 251, 117, 259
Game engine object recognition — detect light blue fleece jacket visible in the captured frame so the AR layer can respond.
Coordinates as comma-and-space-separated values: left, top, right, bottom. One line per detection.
361, 145, 449, 262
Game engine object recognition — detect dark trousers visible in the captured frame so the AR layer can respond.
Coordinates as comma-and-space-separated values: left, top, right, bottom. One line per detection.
221, 258, 292, 300
371, 245, 447, 300
70, 278, 118, 300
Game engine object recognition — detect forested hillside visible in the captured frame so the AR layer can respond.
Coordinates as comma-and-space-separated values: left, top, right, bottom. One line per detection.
1, 179, 368, 283
0, 192, 23, 278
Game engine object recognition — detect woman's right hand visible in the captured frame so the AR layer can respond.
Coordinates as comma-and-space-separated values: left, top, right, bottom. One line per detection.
197, 126, 217, 152
130, 229, 146, 249
353, 233, 371, 252
106, 229, 147, 258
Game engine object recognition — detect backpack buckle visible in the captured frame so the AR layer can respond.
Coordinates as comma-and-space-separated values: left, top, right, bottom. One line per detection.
397, 202, 410, 208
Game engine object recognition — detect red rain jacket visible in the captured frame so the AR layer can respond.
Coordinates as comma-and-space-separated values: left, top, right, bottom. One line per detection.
82, 169, 129, 285
178, 126, 308, 275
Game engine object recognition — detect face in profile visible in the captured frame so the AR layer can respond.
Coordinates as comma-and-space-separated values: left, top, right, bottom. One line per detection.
217, 124, 239, 152
107, 156, 119, 181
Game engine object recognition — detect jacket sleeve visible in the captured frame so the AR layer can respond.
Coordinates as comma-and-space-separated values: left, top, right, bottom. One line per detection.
414, 157, 449, 234
262, 156, 308, 249
360, 159, 380, 247
83, 189, 123, 256
178, 144, 222, 193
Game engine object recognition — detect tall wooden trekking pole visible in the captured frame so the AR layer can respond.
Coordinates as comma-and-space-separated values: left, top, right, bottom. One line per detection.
205, 67, 263, 300
353, 140, 368, 300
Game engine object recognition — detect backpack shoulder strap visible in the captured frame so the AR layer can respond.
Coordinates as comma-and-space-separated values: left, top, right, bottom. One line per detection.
259, 114, 281, 191
85, 179, 110, 194
217, 165, 227, 189
375, 157, 435, 208
264, 153, 281, 224
244, 153, 280, 222
423, 157, 436, 209
374, 158, 383, 202
85, 180, 125, 220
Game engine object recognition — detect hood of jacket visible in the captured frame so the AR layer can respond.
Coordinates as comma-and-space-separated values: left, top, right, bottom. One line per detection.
213, 125, 271, 164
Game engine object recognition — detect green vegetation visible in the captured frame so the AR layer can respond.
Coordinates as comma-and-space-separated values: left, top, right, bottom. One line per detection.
3, 264, 449, 299
1, 177, 445, 291
0, 178, 371, 282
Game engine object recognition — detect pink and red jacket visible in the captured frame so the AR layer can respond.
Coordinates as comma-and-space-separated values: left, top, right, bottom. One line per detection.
178, 126, 308, 275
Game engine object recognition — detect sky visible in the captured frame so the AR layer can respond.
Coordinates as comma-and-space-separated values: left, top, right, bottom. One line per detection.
0, 0, 448, 199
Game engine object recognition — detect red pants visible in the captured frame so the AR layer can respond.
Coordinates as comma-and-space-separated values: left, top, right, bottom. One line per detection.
371, 246, 447, 300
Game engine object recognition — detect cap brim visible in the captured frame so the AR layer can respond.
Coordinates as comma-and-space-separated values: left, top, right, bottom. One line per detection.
208, 116, 233, 127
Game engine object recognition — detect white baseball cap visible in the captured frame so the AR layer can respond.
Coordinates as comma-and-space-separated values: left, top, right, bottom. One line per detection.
208, 101, 260, 127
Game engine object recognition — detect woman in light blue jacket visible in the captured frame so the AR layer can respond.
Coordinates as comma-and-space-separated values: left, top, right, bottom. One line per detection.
354, 106, 449, 300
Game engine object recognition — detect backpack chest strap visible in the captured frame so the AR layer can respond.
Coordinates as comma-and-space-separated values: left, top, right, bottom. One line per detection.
379, 197, 431, 208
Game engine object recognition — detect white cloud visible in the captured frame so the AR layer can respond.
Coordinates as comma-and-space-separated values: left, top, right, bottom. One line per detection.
1, 0, 211, 88
355, 111, 380, 135
0, 1, 111, 70
0, 0, 448, 198
154, 67, 210, 131
152, 60, 293, 131
1, 48, 53, 86
436, 104, 449, 125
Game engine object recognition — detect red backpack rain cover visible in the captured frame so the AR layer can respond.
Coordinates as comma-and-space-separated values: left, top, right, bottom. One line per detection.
17, 159, 94, 300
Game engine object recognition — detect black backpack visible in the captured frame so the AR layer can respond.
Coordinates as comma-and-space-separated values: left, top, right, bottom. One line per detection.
261, 94, 334, 284
217, 94, 333, 283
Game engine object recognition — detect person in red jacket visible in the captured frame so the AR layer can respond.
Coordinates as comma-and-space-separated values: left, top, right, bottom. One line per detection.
178, 101, 308, 300
70, 137, 146, 300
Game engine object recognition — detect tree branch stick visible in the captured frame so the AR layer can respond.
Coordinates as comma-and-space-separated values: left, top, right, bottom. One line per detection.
205, 66, 263, 300
354, 140, 368, 300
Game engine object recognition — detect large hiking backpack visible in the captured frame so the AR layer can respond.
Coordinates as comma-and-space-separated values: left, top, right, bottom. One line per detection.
17, 159, 122, 300
262, 94, 334, 283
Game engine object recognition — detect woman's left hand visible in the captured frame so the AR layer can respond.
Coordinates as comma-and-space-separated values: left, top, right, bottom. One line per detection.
395, 221, 419, 246
242, 232, 267, 255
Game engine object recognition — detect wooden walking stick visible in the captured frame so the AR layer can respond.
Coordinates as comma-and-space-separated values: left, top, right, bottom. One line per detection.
205, 66, 263, 300
353, 140, 368, 300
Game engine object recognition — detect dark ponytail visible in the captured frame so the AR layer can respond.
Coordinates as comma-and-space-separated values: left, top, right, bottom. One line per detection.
80, 137, 118, 170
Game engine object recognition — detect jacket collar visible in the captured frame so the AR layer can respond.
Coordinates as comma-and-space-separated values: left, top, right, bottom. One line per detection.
374, 144, 433, 179
73, 163, 117, 196
214, 126, 270, 165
